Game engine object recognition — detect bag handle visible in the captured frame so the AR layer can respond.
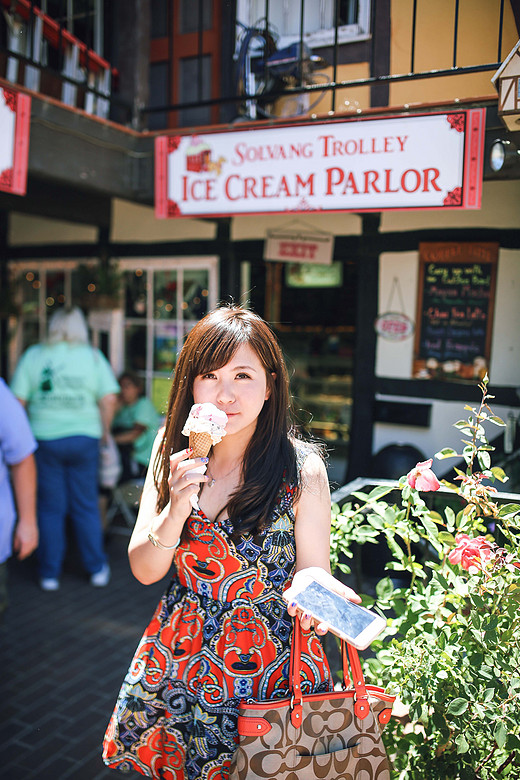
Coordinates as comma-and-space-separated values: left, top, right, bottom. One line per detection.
289, 616, 370, 727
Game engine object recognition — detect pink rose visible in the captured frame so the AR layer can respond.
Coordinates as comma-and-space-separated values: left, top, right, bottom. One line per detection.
448, 534, 495, 573
407, 459, 441, 492
460, 537, 495, 573
447, 533, 472, 565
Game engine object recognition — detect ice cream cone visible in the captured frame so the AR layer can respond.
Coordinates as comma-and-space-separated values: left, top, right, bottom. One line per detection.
189, 431, 214, 458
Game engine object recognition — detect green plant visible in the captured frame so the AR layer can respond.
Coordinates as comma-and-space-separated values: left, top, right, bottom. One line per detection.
331, 377, 520, 779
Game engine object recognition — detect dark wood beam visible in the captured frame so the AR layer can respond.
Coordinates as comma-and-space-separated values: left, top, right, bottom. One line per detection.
0, 177, 111, 227
346, 213, 381, 482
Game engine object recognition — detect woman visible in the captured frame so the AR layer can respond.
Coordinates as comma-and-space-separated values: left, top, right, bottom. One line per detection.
10, 306, 119, 591
112, 372, 160, 482
102, 305, 359, 779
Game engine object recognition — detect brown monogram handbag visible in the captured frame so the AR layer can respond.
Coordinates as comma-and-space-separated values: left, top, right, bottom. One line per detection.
230, 617, 395, 780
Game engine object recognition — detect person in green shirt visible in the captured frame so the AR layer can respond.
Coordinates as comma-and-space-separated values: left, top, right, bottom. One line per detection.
112, 372, 160, 483
10, 306, 119, 591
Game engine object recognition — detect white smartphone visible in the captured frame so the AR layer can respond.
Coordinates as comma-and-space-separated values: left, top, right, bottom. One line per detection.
284, 574, 386, 650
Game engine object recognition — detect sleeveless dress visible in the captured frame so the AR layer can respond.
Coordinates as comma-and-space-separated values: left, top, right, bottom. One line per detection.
102, 466, 332, 779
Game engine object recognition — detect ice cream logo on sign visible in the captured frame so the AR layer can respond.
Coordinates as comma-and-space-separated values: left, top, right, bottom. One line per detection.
185, 136, 227, 175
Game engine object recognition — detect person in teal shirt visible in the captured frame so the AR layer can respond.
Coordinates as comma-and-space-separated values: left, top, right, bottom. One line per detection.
10, 306, 119, 591
112, 372, 160, 482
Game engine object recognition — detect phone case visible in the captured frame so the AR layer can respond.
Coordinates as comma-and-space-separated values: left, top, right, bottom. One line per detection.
285, 574, 386, 649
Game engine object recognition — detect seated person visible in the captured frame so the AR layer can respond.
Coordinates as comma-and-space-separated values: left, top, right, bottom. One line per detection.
112, 372, 160, 483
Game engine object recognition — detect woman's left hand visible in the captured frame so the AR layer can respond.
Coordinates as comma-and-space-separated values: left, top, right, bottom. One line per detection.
285, 567, 361, 636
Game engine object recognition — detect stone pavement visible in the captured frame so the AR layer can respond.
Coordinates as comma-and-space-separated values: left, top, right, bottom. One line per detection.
0, 527, 165, 780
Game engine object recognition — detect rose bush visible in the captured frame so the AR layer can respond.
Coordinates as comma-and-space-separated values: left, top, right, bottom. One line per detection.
330, 377, 520, 779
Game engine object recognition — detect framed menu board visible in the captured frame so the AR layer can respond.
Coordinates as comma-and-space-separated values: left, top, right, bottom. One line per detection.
413, 243, 498, 382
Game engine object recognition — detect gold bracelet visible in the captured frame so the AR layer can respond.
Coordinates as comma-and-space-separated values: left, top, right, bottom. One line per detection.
147, 530, 180, 550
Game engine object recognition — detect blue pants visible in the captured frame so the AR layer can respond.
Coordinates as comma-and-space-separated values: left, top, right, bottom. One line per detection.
35, 436, 107, 579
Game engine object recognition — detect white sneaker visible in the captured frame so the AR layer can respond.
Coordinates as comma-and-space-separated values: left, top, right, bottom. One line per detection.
90, 563, 111, 587
40, 578, 60, 591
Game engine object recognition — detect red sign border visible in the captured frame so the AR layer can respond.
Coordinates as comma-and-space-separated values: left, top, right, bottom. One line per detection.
0, 87, 31, 196
155, 108, 486, 219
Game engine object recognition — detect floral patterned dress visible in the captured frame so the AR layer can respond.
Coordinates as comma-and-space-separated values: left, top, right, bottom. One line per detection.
102, 467, 332, 779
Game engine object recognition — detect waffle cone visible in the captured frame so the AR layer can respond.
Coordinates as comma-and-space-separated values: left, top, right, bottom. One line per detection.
189, 431, 214, 458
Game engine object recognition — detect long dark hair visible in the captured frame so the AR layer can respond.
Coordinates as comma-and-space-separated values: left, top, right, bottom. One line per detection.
155, 305, 304, 536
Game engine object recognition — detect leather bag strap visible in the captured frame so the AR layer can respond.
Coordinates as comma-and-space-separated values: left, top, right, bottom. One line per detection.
290, 616, 370, 725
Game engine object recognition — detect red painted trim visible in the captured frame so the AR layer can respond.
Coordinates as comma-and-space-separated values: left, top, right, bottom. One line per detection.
12, 92, 31, 195
154, 136, 168, 218
0, 76, 140, 136
0, 0, 116, 76
157, 109, 487, 218
152, 106, 486, 141
462, 108, 485, 210
0, 88, 30, 196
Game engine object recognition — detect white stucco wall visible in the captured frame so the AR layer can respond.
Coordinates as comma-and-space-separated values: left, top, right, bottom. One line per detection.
9, 213, 98, 245
374, 248, 520, 473
110, 198, 217, 242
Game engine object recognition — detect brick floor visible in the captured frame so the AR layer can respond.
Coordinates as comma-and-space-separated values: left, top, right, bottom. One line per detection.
0, 528, 165, 780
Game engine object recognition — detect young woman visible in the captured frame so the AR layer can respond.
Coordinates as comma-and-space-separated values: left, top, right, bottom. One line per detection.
102, 305, 359, 779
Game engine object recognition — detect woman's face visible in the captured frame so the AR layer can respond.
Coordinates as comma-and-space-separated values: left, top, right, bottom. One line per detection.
119, 378, 141, 406
192, 343, 271, 442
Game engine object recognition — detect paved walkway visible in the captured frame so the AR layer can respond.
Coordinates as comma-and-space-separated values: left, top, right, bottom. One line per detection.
0, 527, 165, 780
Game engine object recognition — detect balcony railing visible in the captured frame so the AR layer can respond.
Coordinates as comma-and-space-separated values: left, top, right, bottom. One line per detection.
145, 0, 510, 127
0, 0, 122, 119
0, 0, 512, 129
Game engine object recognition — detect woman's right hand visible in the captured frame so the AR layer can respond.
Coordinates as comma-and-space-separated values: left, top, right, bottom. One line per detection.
166, 448, 209, 521
129, 446, 209, 585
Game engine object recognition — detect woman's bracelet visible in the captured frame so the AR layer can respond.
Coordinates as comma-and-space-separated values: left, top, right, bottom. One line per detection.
147, 529, 180, 550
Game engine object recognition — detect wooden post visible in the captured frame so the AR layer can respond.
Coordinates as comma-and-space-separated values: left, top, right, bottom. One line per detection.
346, 214, 380, 482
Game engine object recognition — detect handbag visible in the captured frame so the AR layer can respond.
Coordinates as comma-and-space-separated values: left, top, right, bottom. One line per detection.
99, 434, 122, 489
230, 616, 395, 780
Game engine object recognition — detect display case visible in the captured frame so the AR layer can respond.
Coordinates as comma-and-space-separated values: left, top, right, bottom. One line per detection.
279, 329, 354, 454
293, 364, 352, 450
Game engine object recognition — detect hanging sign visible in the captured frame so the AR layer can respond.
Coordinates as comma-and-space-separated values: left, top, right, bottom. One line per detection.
375, 312, 414, 341
155, 109, 485, 218
264, 230, 334, 264
0, 86, 31, 196
375, 276, 415, 340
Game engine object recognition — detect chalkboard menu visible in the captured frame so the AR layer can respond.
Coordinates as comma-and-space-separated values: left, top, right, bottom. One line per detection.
413, 243, 498, 381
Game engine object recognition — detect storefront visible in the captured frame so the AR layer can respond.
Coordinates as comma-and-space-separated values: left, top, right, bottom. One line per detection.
8, 255, 219, 416
3, 87, 520, 489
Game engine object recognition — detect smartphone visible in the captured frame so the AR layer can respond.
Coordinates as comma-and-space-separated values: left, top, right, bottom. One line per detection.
285, 575, 386, 650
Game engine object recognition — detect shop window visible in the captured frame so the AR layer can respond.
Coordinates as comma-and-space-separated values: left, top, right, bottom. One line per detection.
154, 269, 178, 320
120, 258, 218, 414
179, 0, 213, 34
124, 268, 148, 319
151, 0, 169, 38
179, 55, 212, 127
8, 260, 87, 375
148, 61, 169, 131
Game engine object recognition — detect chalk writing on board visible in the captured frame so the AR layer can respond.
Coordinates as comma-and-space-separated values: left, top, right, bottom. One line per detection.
413, 244, 497, 382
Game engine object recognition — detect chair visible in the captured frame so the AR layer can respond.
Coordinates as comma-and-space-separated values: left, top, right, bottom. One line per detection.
105, 478, 145, 534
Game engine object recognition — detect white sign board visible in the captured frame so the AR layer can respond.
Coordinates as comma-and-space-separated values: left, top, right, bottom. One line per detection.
0, 86, 30, 196
155, 110, 485, 218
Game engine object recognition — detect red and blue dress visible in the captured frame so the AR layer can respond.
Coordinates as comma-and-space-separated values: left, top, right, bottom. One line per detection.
103, 467, 332, 779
